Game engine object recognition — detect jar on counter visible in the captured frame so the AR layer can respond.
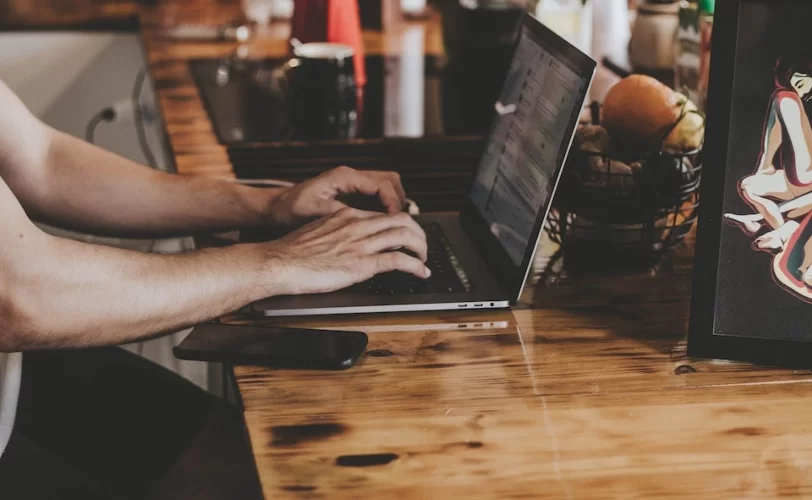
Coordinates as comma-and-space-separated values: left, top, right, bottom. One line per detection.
629, 0, 680, 81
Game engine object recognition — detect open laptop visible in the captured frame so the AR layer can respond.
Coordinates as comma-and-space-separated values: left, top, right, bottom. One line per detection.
253, 14, 596, 317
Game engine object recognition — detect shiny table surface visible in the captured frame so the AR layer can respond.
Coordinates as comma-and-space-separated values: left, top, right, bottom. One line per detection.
225, 239, 812, 499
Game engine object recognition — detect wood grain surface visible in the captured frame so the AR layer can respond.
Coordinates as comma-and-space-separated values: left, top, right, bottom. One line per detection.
226, 239, 812, 499
0, 0, 138, 30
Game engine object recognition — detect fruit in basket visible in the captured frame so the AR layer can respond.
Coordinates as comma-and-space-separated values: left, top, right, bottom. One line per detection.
560, 77, 703, 270
663, 97, 705, 153
602, 75, 681, 148
585, 157, 634, 189
571, 125, 634, 189
602, 74, 704, 152
574, 125, 610, 153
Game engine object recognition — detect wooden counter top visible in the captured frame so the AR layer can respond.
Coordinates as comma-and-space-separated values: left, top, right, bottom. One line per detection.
226, 243, 812, 499
0, 0, 138, 30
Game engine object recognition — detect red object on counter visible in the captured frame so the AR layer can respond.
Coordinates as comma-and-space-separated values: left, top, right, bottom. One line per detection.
290, 0, 367, 87
290, 0, 328, 42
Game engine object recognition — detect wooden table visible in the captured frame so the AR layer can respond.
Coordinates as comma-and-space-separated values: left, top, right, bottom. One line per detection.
0, 0, 138, 30
224, 239, 812, 499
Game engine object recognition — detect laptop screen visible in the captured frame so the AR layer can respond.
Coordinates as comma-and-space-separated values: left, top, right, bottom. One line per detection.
469, 21, 593, 266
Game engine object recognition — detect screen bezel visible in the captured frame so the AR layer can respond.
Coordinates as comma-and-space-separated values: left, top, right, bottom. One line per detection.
460, 14, 596, 301
687, 0, 812, 367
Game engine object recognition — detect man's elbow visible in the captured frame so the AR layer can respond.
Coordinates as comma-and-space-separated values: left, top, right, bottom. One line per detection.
0, 280, 39, 352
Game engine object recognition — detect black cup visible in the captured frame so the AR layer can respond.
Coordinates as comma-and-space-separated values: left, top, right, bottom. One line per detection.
284, 43, 359, 141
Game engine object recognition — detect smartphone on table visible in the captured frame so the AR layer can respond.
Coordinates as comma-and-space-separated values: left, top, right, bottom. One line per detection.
174, 323, 368, 370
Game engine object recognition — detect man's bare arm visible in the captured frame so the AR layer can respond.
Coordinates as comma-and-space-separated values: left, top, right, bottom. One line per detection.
0, 78, 279, 237
0, 174, 273, 350
0, 79, 409, 237
0, 170, 429, 351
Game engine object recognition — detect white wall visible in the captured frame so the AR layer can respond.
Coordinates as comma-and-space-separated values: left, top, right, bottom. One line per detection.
0, 32, 113, 116
0, 32, 171, 173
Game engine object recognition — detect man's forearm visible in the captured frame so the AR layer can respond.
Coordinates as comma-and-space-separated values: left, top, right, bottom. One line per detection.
12, 129, 280, 237
1, 231, 276, 350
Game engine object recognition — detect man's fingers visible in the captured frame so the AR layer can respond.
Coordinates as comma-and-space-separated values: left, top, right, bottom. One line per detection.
378, 180, 405, 214
354, 172, 402, 213
368, 171, 406, 213
385, 172, 407, 211
312, 198, 348, 217
334, 206, 381, 221
331, 166, 406, 213
320, 206, 381, 231
375, 251, 431, 279
330, 166, 382, 197
343, 212, 426, 247
363, 226, 428, 262
293, 207, 378, 240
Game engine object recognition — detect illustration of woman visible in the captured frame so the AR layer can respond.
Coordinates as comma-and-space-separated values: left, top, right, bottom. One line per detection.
724, 52, 812, 292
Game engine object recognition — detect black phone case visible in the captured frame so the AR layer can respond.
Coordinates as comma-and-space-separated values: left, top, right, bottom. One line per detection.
173, 323, 368, 370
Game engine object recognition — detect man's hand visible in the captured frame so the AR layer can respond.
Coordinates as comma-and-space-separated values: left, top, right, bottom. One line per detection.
258, 207, 430, 296
267, 166, 407, 228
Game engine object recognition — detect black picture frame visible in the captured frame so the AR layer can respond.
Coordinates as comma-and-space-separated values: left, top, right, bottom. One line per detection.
689, 0, 812, 367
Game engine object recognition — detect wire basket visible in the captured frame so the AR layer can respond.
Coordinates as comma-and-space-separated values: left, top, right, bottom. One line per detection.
546, 127, 702, 273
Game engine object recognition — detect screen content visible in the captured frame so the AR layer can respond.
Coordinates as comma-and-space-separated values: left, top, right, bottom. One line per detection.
469, 25, 589, 265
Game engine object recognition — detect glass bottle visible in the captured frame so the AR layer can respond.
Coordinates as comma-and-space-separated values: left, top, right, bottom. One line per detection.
674, 0, 700, 104
698, 0, 714, 111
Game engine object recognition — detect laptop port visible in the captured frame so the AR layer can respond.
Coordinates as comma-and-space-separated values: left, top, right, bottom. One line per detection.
474, 303, 484, 307
458, 304, 468, 308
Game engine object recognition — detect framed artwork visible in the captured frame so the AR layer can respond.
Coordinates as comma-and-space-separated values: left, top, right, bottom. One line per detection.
689, 0, 812, 366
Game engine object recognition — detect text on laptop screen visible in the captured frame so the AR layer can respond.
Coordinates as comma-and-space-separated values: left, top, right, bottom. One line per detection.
469, 24, 589, 265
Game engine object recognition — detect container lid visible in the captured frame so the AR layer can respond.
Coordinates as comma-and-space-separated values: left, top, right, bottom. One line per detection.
699, 0, 715, 14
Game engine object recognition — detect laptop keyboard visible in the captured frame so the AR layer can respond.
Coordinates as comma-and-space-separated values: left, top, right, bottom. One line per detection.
356, 222, 474, 295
